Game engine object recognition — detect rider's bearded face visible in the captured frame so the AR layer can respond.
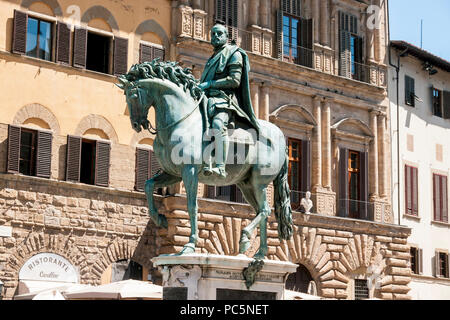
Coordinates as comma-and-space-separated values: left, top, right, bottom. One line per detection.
211, 25, 228, 49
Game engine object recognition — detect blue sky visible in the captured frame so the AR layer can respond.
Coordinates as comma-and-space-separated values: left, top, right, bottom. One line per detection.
389, 0, 450, 61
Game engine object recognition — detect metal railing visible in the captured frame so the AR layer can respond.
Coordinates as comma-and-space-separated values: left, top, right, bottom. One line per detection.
281, 43, 315, 69
337, 198, 379, 221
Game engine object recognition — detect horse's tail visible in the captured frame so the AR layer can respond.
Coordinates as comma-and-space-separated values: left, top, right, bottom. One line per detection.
273, 152, 293, 240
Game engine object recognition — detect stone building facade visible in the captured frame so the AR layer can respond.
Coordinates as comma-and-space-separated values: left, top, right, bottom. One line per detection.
0, 0, 412, 300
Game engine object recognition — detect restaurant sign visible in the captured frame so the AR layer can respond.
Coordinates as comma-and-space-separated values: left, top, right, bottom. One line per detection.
19, 253, 78, 283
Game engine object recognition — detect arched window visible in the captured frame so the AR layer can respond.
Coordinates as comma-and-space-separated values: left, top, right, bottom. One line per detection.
101, 259, 149, 284
285, 264, 314, 293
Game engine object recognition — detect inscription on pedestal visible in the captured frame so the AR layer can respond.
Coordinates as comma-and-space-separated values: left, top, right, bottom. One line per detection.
163, 287, 188, 300
216, 289, 276, 300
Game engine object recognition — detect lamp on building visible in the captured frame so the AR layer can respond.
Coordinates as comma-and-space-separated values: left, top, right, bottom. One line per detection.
423, 61, 438, 75
0, 280, 3, 300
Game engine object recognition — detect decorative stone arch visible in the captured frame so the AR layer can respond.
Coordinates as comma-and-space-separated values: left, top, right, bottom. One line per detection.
13, 103, 61, 135
21, 0, 63, 16
332, 118, 373, 137
81, 5, 119, 31
3, 231, 88, 297
130, 130, 155, 149
135, 20, 170, 50
270, 104, 317, 140
90, 238, 145, 284
74, 114, 118, 143
331, 118, 374, 152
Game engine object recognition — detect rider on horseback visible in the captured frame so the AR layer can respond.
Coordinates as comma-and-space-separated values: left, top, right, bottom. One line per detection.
198, 23, 260, 178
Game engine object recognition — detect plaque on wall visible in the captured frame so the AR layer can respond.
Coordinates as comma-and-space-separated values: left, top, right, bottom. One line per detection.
216, 288, 276, 300
163, 287, 188, 300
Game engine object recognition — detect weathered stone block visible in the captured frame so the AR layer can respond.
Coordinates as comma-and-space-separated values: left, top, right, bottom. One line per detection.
53, 195, 67, 206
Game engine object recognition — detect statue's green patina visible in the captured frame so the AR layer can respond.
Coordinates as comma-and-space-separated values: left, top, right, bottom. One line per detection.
116, 24, 293, 259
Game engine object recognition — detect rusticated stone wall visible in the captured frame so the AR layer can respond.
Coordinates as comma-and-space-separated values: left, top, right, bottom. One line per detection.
159, 196, 412, 300
0, 173, 411, 300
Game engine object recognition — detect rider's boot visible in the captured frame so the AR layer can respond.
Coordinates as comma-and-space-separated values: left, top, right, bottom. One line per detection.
211, 131, 228, 178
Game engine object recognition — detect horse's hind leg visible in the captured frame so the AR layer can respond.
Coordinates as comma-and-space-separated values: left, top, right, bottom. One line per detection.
237, 180, 270, 259
145, 172, 181, 228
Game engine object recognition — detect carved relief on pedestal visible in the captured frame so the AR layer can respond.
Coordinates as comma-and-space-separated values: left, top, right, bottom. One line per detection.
324, 55, 331, 73
162, 265, 202, 300
370, 67, 378, 86
315, 53, 322, 71
193, 10, 207, 40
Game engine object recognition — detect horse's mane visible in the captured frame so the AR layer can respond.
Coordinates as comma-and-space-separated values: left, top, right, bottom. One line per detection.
123, 59, 203, 100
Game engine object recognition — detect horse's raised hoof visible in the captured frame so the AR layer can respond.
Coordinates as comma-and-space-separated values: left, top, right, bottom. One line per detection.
202, 167, 213, 176
239, 232, 251, 254
157, 214, 168, 229
179, 243, 196, 255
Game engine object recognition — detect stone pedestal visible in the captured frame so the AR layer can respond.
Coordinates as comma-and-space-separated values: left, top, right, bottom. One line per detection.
152, 253, 298, 300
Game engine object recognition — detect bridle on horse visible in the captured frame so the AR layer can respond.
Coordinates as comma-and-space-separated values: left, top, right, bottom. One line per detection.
134, 84, 205, 136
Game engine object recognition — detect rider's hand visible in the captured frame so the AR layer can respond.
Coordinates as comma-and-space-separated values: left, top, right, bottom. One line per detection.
198, 82, 210, 91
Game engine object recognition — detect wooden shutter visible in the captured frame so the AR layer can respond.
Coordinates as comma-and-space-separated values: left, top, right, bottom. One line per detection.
150, 149, 161, 176
354, 36, 365, 81
95, 140, 110, 187
139, 43, 153, 63
418, 248, 423, 274
301, 140, 311, 193
299, 18, 313, 68
443, 176, 448, 223
405, 165, 412, 214
135, 147, 150, 191
405, 76, 415, 107
276, 10, 284, 60
35, 130, 52, 178
7, 125, 21, 174
412, 167, 418, 215
113, 37, 128, 76
434, 252, 440, 277
359, 151, 369, 220
12, 10, 28, 54
153, 47, 165, 61
66, 135, 82, 182
73, 27, 87, 68
443, 91, 450, 119
56, 22, 71, 65
433, 174, 440, 221
339, 30, 351, 77
338, 148, 349, 217
215, 0, 226, 23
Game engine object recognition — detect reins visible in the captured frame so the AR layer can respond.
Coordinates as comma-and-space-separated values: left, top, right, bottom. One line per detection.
146, 92, 205, 135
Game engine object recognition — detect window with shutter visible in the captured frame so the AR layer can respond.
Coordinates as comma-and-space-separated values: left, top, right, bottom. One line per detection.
443, 91, 450, 119
86, 31, 112, 74
135, 147, 150, 192
436, 252, 449, 278
338, 148, 349, 217
433, 174, 448, 223
288, 138, 302, 210
7, 125, 52, 179
405, 75, 415, 107
410, 247, 419, 274
405, 165, 419, 216
215, 0, 238, 42
432, 87, 443, 117
139, 43, 165, 63
339, 12, 363, 80
56, 22, 71, 65
13, 11, 54, 61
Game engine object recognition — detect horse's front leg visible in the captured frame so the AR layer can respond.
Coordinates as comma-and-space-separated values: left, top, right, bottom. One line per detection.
179, 165, 199, 255
145, 171, 182, 228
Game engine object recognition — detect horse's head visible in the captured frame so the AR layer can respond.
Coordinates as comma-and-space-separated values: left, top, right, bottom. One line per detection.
116, 76, 151, 133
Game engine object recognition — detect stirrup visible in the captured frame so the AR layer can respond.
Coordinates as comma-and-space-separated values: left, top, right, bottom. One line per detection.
211, 166, 227, 178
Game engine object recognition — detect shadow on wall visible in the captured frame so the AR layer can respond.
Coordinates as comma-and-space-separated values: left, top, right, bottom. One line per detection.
58, 140, 66, 181
6, 18, 12, 52
0, 136, 7, 173
131, 218, 162, 285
